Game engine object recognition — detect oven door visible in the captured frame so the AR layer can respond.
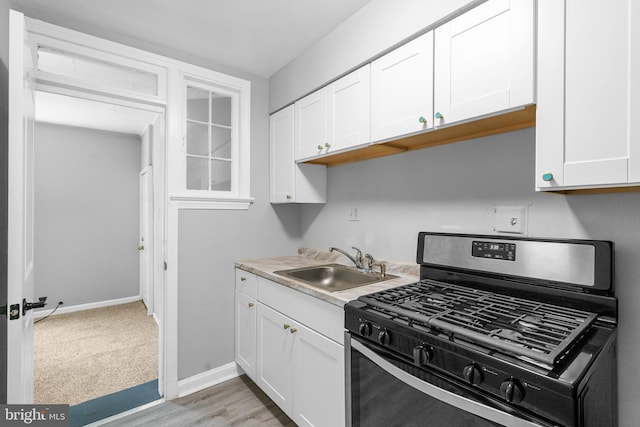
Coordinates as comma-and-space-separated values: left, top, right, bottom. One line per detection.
346, 334, 555, 427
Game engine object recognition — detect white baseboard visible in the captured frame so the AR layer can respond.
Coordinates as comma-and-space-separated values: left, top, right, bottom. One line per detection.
33, 295, 142, 318
177, 362, 241, 398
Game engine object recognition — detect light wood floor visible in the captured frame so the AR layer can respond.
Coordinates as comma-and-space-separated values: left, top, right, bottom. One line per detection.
101, 375, 296, 426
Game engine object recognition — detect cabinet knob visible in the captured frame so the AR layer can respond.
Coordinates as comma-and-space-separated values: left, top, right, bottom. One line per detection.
240, 277, 246, 282
290, 328, 298, 334
325, 143, 331, 148
283, 324, 290, 330
418, 116, 427, 124
248, 302, 254, 308
286, 195, 292, 200
317, 145, 323, 150
542, 172, 554, 182
435, 112, 444, 119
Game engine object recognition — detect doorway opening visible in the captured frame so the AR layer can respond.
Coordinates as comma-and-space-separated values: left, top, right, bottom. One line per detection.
30, 90, 165, 414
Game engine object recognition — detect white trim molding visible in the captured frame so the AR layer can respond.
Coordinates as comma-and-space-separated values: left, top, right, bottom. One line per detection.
33, 296, 142, 318
177, 362, 242, 398
169, 194, 254, 210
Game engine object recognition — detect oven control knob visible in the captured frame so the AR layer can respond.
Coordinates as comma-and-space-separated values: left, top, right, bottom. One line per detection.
378, 330, 391, 346
412, 345, 432, 365
462, 364, 483, 386
500, 379, 525, 403
358, 322, 372, 337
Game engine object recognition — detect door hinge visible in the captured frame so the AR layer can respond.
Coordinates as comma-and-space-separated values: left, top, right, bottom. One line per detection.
164, 261, 167, 271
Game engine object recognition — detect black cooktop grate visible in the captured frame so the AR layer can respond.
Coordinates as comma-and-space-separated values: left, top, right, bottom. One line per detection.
359, 279, 597, 365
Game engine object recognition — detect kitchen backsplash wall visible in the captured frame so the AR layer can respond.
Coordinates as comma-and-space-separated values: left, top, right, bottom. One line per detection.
299, 127, 640, 425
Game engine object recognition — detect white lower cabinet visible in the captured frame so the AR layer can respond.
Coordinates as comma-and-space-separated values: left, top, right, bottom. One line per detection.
257, 303, 344, 427
235, 268, 345, 427
292, 321, 345, 427
235, 270, 258, 381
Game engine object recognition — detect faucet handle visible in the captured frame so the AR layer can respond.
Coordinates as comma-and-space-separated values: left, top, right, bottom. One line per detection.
352, 247, 363, 262
364, 253, 374, 272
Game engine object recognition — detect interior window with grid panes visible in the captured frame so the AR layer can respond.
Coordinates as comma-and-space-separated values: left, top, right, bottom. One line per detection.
186, 85, 233, 191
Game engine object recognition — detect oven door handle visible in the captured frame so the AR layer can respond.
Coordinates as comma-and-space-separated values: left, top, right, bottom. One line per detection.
351, 339, 547, 427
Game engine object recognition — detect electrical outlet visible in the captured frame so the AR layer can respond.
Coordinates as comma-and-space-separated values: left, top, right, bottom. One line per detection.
348, 207, 360, 221
492, 205, 527, 234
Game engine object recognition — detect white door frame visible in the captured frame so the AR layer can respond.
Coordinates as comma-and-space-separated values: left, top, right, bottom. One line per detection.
8, 11, 169, 401
140, 166, 154, 316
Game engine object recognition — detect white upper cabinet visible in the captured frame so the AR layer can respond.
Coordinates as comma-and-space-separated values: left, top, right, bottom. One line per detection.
536, 0, 640, 190
295, 64, 370, 161
295, 88, 328, 160
371, 31, 434, 142
326, 64, 371, 152
433, 0, 535, 127
270, 105, 326, 203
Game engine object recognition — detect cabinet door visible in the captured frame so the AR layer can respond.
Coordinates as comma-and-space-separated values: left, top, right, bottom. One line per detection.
295, 88, 328, 160
292, 324, 345, 427
371, 31, 434, 142
537, 0, 637, 189
270, 105, 296, 202
257, 303, 294, 416
326, 64, 371, 152
434, 0, 534, 126
270, 105, 327, 204
235, 290, 257, 380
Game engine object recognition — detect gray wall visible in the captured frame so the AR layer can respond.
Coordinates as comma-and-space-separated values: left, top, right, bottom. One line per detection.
301, 129, 640, 424
269, 1, 640, 425
34, 123, 141, 308
177, 76, 300, 379
0, 0, 10, 404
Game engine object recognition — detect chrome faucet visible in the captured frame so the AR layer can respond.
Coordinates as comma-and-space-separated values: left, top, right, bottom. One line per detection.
330, 246, 363, 269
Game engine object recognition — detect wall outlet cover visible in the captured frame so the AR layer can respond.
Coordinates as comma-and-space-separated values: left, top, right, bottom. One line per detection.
492, 205, 527, 234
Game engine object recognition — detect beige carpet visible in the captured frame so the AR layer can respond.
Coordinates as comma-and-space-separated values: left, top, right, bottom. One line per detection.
34, 301, 158, 405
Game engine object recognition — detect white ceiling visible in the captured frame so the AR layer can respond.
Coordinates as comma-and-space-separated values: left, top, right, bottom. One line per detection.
16, 0, 374, 78
35, 91, 160, 135
20, 0, 374, 134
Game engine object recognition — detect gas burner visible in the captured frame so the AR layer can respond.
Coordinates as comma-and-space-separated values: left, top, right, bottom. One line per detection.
360, 279, 597, 365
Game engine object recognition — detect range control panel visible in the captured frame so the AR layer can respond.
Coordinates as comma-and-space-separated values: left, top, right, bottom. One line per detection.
472, 241, 516, 261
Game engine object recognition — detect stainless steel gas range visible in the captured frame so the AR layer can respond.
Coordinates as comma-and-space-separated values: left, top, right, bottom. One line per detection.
344, 232, 617, 427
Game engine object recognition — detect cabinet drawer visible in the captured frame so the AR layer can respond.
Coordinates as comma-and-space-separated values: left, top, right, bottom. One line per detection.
235, 268, 257, 298
257, 277, 344, 344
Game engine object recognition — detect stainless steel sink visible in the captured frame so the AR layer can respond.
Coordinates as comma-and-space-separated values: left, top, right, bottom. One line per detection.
274, 264, 396, 292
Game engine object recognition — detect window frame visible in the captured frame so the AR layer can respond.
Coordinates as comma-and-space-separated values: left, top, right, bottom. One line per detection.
174, 72, 252, 209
